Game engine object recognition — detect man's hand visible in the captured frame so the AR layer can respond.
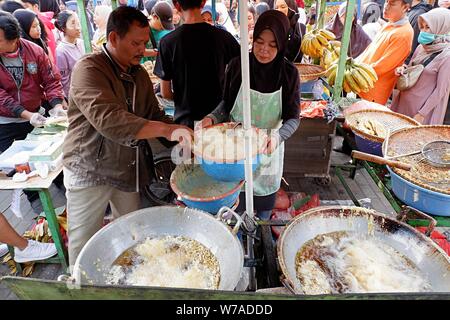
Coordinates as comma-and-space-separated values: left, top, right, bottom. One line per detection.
165, 124, 194, 145
194, 117, 214, 131
30, 113, 47, 127
49, 104, 68, 117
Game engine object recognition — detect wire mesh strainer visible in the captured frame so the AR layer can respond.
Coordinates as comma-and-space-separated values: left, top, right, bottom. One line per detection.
384, 126, 450, 194
422, 140, 450, 168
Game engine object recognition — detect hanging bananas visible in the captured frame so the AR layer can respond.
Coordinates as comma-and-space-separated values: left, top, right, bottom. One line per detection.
320, 40, 342, 69
326, 58, 378, 94
301, 29, 336, 59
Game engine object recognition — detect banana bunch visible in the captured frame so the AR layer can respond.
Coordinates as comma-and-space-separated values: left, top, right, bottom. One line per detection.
320, 41, 341, 69
328, 41, 341, 60
326, 58, 378, 94
301, 29, 336, 58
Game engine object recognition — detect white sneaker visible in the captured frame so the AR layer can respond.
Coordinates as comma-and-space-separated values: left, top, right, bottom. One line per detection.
0, 244, 8, 258
14, 240, 57, 263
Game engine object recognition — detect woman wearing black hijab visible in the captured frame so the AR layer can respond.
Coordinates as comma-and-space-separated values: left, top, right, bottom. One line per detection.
198, 10, 300, 220
0, 0, 25, 13
274, 0, 306, 62
13, 9, 49, 55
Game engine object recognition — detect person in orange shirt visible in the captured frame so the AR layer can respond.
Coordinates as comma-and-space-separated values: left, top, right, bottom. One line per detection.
357, 0, 414, 105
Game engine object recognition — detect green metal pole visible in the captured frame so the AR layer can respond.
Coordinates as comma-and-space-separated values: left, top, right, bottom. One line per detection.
317, 0, 327, 29
111, 0, 118, 10
38, 189, 69, 271
332, 0, 356, 102
77, 0, 92, 53
335, 166, 361, 207
212, 0, 216, 26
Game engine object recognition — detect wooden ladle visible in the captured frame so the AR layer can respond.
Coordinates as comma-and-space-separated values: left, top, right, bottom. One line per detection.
351, 150, 412, 171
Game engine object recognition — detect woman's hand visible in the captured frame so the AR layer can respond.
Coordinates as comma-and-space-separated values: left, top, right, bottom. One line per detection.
194, 117, 214, 131
413, 113, 425, 124
395, 65, 407, 76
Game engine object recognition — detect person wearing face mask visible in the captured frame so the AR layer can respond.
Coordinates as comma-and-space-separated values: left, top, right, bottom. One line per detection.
407, 0, 432, 63
54, 10, 85, 99
357, 0, 414, 105
326, 2, 372, 58
391, 8, 450, 125
197, 10, 300, 220
275, 0, 306, 62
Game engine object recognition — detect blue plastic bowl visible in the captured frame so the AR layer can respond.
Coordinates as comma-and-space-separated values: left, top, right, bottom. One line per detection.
195, 154, 261, 182
170, 163, 244, 214
355, 133, 383, 156
388, 167, 450, 216
194, 122, 264, 182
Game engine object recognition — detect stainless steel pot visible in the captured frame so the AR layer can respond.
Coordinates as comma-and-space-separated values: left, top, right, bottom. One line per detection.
278, 206, 450, 294
73, 206, 244, 291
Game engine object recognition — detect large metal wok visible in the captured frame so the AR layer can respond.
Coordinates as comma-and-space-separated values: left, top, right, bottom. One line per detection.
278, 206, 450, 294
72, 206, 244, 291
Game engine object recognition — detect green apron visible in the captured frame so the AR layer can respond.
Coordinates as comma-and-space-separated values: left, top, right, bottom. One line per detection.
230, 85, 284, 196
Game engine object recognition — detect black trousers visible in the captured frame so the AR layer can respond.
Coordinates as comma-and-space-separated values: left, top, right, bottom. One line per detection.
0, 121, 34, 153
0, 122, 39, 202
236, 192, 277, 220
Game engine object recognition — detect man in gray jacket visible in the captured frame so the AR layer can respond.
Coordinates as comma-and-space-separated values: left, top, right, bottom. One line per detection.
63, 6, 192, 268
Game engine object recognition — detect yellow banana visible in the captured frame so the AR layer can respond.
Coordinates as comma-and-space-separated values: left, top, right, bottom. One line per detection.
326, 64, 338, 85
357, 63, 378, 82
319, 29, 336, 40
301, 38, 312, 56
351, 68, 370, 93
315, 33, 329, 47
328, 67, 337, 86
329, 40, 341, 48
323, 49, 333, 68
345, 68, 362, 93
310, 36, 321, 51
354, 66, 374, 90
326, 63, 338, 77
343, 80, 352, 93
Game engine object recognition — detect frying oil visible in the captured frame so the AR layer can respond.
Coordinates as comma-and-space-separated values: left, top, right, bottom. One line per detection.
106, 236, 220, 289
295, 231, 432, 294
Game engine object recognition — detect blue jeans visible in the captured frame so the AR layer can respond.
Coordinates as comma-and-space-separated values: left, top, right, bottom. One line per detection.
257, 210, 272, 221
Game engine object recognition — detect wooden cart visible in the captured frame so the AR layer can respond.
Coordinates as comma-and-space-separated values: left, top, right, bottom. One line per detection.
283, 118, 336, 184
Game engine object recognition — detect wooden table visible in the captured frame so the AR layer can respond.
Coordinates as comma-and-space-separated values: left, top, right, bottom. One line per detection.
0, 165, 68, 271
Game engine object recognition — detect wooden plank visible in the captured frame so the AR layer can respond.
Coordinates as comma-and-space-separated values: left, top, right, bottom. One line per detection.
2, 277, 450, 300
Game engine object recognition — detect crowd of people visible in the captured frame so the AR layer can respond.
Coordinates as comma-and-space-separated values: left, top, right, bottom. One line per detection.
0, 0, 449, 268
